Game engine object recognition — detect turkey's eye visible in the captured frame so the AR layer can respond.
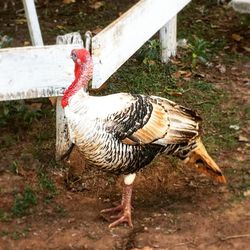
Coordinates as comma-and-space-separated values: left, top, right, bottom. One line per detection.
71, 52, 77, 62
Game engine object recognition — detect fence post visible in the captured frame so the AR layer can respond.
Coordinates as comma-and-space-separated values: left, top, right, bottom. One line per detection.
159, 15, 177, 63
55, 32, 83, 160
22, 0, 43, 46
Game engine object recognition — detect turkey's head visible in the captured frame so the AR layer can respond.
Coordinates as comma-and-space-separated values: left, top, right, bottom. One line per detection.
71, 49, 91, 66
71, 48, 93, 90
61, 48, 93, 108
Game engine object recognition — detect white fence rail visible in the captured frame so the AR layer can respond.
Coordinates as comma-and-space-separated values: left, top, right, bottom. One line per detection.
92, 0, 190, 88
0, 45, 81, 101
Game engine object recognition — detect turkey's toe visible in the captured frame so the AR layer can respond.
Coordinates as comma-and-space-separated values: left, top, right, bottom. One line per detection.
109, 211, 133, 228
100, 204, 123, 214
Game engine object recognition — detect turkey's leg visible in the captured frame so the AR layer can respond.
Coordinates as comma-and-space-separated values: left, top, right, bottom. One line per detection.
101, 173, 136, 228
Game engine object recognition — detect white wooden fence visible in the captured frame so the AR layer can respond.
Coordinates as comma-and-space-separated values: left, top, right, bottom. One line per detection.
0, 0, 191, 159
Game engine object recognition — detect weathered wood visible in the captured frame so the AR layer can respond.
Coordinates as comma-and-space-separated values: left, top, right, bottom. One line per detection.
56, 32, 83, 46
230, 0, 250, 13
0, 44, 81, 101
160, 15, 177, 63
56, 96, 73, 161
91, 0, 190, 88
22, 0, 43, 46
55, 32, 83, 161
84, 31, 92, 52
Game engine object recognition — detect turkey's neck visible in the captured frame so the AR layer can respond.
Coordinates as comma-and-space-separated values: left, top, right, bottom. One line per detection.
62, 58, 93, 108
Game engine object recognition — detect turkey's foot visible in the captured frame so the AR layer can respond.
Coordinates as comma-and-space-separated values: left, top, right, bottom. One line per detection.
101, 184, 133, 228
109, 208, 132, 228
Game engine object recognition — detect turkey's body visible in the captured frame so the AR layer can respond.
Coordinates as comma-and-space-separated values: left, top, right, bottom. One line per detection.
64, 89, 200, 175
62, 48, 226, 228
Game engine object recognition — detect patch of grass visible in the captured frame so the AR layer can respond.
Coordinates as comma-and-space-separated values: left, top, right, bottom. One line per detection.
11, 186, 37, 217
244, 105, 250, 120
11, 226, 30, 241
188, 37, 211, 68
100, 43, 176, 96
38, 171, 57, 193
37, 170, 57, 203
137, 39, 161, 64
0, 101, 42, 129
35, 129, 54, 145
0, 134, 19, 149
53, 205, 66, 217
0, 230, 9, 237
9, 160, 18, 174
178, 80, 239, 152
0, 209, 11, 222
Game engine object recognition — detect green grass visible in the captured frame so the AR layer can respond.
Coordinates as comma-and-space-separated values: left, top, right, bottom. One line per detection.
11, 226, 31, 240
180, 81, 239, 152
9, 161, 18, 174
0, 230, 9, 237
11, 186, 37, 217
0, 209, 11, 222
38, 171, 57, 193
53, 205, 66, 217
37, 170, 57, 203
0, 101, 42, 129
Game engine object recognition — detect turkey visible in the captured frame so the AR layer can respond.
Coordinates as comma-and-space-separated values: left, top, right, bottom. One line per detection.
61, 48, 226, 228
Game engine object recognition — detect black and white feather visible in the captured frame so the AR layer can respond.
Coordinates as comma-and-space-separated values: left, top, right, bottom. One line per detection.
64, 89, 202, 175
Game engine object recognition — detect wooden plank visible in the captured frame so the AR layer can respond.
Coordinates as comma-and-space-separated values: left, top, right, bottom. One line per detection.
55, 32, 83, 161
92, 0, 190, 88
160, 15, 177, 63
0, 44, 81, 101
56, 96, 73, 161
22, 0, 43, 46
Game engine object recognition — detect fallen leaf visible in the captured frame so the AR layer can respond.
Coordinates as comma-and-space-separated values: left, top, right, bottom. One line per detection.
56, 25, 65, 30
195, 72, 205, 78
23, 41, 30, 46
173, 71, 181, 79
90, 1, 105, 10
132, 247, 153, 250
173, 70, 192, 79
244, 190, 250, 197
238, 135, 249, 142
170, 91, 183, 97
243, 47, 250, 52
15, 18, 27, 25
63, 0, 75, 4
148, 60, 156, 66
231, 33, 243, 42
30, 103, 43, 110
179, 70, 192, 77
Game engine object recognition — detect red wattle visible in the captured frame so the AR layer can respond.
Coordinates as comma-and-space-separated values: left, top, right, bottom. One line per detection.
61, 53, 93, 108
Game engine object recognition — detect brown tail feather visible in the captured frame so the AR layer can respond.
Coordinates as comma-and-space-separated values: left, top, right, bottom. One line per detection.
184, 138, 226, 184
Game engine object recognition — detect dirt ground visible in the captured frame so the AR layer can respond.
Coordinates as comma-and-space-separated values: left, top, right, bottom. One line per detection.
0, 0, 250, 249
